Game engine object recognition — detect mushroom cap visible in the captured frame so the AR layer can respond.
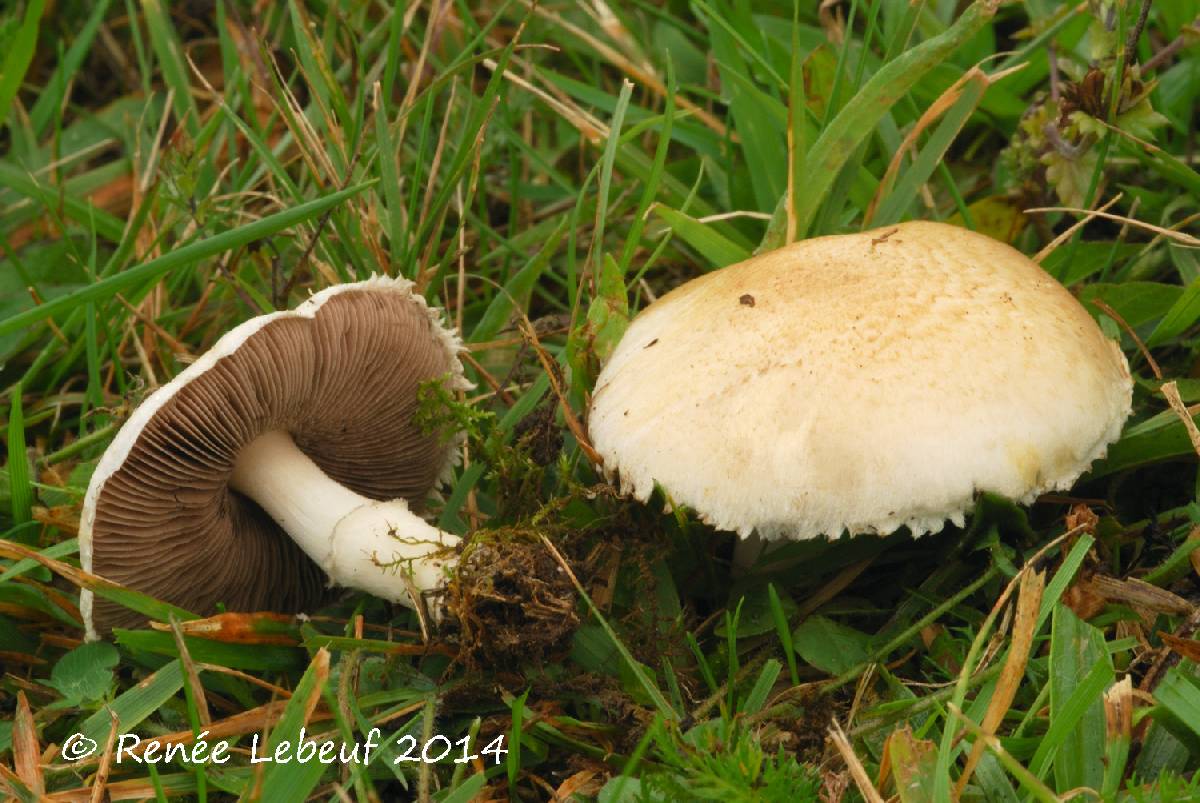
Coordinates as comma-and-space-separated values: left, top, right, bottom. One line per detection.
80, 276, 468, 633
588, 221, 1133, 541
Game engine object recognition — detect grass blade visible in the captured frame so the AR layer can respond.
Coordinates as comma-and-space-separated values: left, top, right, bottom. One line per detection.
252, 649, 331, 803
140, 0, 199, 136
0, 0, 44, 131
867, 71, 988, 227
0, 182, 374, 338
786, 0, 1000, 239
77, 660, 184, 748
653, 205, 750, 268
4, 383, 32, 529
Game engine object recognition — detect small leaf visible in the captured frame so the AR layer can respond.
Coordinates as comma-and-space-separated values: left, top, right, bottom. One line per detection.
48, 642, 119, 704
886, 726, 939, 803
1043, 147, 1099, 209
586, 253, 630, 365
792, 615, 871, 675
598, 776, 644, 803
1116, 98, 1169, 140
948, 196, 1026, 242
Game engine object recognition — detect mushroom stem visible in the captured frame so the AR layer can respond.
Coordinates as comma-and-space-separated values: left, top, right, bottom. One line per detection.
229, 430, 459, 607
731, 532, 765, 574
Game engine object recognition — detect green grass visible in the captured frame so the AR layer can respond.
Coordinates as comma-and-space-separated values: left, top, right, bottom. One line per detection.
2, 0, 1200, 800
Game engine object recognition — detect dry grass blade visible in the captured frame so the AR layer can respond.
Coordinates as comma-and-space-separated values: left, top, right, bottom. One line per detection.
1187, 526, 1200, 579
285, 3, 348, 160
955, 565, 1045, 798
1033, 193, 1124, 264
397, 0, 451, 125
481, 57, 606, 144
48, 776, 189, 802
0, 540, 134, 619
520, 0, 728, 138
264, 50, 338, 187
26, 504, 76, 535
12, 691, 43, 798
196, 663, 293, 697
793, 557, 875, 620
169, 616, 212, 727
1158, 631, 1200, 663
247, 648, 331, 800
113, 292, 194, 358
1089, 574, 1193, 616
293, 648, 330, 725
865, 62, 1023, 226
151, 611, 300, 645
136, 85, 174, 196
417, 79, 460, 256
1024, 207, 1200, 247
115, 700, 324, 760
221, 7, 277, 131
1105, 676, 1134, 740
1161, 380, 1200, 459
90, 709, 120, 803
1139, 604, 1200, 696
876, 726, 938, 802
828, 718, 885, 803
0, 764, 32, 801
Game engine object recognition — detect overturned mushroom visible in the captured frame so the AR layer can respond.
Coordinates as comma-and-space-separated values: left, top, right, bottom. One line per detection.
80, 277, 469, 637
589, 222, 1133, 556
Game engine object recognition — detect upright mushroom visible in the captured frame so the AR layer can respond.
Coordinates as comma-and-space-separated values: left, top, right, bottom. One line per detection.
80, 276, 469, 637
588, 222, 1132, 551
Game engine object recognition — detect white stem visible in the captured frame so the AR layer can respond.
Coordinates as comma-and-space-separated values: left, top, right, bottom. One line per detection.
229, 430, 459, 607
732, 532, 765, 574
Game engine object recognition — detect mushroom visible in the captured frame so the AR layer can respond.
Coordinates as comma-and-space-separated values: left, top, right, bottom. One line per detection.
588, 221, 1132, 559
80, 276, 469, 638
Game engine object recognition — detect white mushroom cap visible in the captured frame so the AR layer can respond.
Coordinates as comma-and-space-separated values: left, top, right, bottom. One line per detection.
588, 221, 1133, 541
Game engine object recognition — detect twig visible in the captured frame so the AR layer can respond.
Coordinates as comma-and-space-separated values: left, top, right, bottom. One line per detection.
1143, 17, 1200, 73
1048, 44, 1061, 103
1120, 0, 1154, 89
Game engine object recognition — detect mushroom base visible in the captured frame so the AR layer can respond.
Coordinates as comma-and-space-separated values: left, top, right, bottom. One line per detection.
230, 430, 460, 609
443, 532, 580, 667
